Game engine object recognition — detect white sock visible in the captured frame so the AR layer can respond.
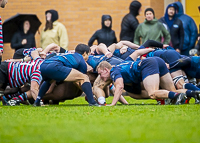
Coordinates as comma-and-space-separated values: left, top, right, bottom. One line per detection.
98, 96, 105, 104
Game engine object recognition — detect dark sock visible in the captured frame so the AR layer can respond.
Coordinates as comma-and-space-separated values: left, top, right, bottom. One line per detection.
168, 91, 177, 99
186, 90, 195, 98
35, 81, 51, 104
184, 83, 200, 90
81, 82, 96, 104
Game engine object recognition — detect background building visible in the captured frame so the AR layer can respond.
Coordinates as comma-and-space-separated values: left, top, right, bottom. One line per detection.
0, 0, 199, 60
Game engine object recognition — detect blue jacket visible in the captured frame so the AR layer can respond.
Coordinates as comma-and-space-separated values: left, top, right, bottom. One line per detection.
159, 3, 184, 50
174, 2, 198, 50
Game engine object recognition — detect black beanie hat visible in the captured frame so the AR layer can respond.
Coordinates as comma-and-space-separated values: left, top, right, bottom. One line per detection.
144, 8, 155, 17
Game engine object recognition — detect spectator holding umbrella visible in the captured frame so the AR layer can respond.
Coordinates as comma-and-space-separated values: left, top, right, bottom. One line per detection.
11, 20, 36, 51
3, 14, 41, 59
174, 1, 198, 56
159, 3, 184, 53
41, 9, 69, 51
88, 15, 117, 47
0, 0, 8, 64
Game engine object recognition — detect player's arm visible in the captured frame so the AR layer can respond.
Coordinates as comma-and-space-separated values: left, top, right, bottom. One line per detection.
119, 95, 129, 105
5, 59, 23, 62
43, 43, 61, 54
109, 84, 129, 105
96, 43, 112, 58
117, 41, 139, 50
93, 75, 112, 98
30, 80, 39, 100
142, 40, 163, 48
107, 77, 124, 106
86, 62, 93, 72
129, 48, 154, 61
5, 55, 32, 62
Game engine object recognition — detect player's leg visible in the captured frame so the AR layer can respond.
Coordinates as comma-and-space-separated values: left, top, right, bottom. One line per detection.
141, 58, 186, 104
64, 69, 97, 105
93, 75, 112, 105
43, 82, 82, 101
127, 90, 150, 99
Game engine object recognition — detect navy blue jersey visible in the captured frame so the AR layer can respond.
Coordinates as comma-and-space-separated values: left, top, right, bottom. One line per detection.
147, 49, 165, 58
110, 60, 141, 84
87, 55, 123, 71
147, 49, 182, 64
43, 52, 87, 74
113, 47, 135, 60
185, 56, 200, 78
87, 55, 107, 71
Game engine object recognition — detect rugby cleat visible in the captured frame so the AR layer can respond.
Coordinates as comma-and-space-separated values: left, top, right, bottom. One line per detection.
156, 99, 171, 105
192, 90, 200, 100
7, 97, 21, 106
33, 101, 41, 107
171, 93, 187, 105
98, 102, 107, 106
164, 99, 172, 105
195, 98, 200, 104
89, 102, 101, 107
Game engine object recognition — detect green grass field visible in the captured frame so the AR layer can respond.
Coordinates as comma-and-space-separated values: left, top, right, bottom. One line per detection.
0, 96, 200, 143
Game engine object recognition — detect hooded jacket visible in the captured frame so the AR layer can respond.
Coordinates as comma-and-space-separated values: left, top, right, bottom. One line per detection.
174, 2, 198, 52
88, 15, 117, 47
120, 1, 141, 42
159, 3, 184, 50
11, 20, 36, 51
41, 9, 69, 50
134, 18, 171, 45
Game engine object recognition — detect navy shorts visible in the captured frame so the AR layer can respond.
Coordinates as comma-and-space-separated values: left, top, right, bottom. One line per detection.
40, 61, 72, 82
124, 83, 141, 94
159, 50, 182, 73
154, 57, 169, 77
140, 57, 169, 80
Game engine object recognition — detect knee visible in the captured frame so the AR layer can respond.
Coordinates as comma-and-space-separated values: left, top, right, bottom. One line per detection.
78, 74, 90, 85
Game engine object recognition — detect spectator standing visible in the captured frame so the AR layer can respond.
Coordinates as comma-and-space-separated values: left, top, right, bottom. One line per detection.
174, 1, 198, 56
88, 15, 117, 47
41, 9, 69, 50
120, 0, 142, 42
134, 8, 171, 45
0, 0, 8, 63
159, 3, 184, 53
11, 20, 36, 51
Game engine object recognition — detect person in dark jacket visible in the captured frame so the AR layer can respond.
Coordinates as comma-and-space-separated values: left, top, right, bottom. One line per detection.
174, 1, 198, 56
159, 3, 184, 53
88, 15, 117, 47
11, 20, 36, 51
120, 0, 142, 42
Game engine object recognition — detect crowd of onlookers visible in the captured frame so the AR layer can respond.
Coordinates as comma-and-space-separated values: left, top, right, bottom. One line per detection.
1, 1, 200, 61
90, 1, 199, 57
